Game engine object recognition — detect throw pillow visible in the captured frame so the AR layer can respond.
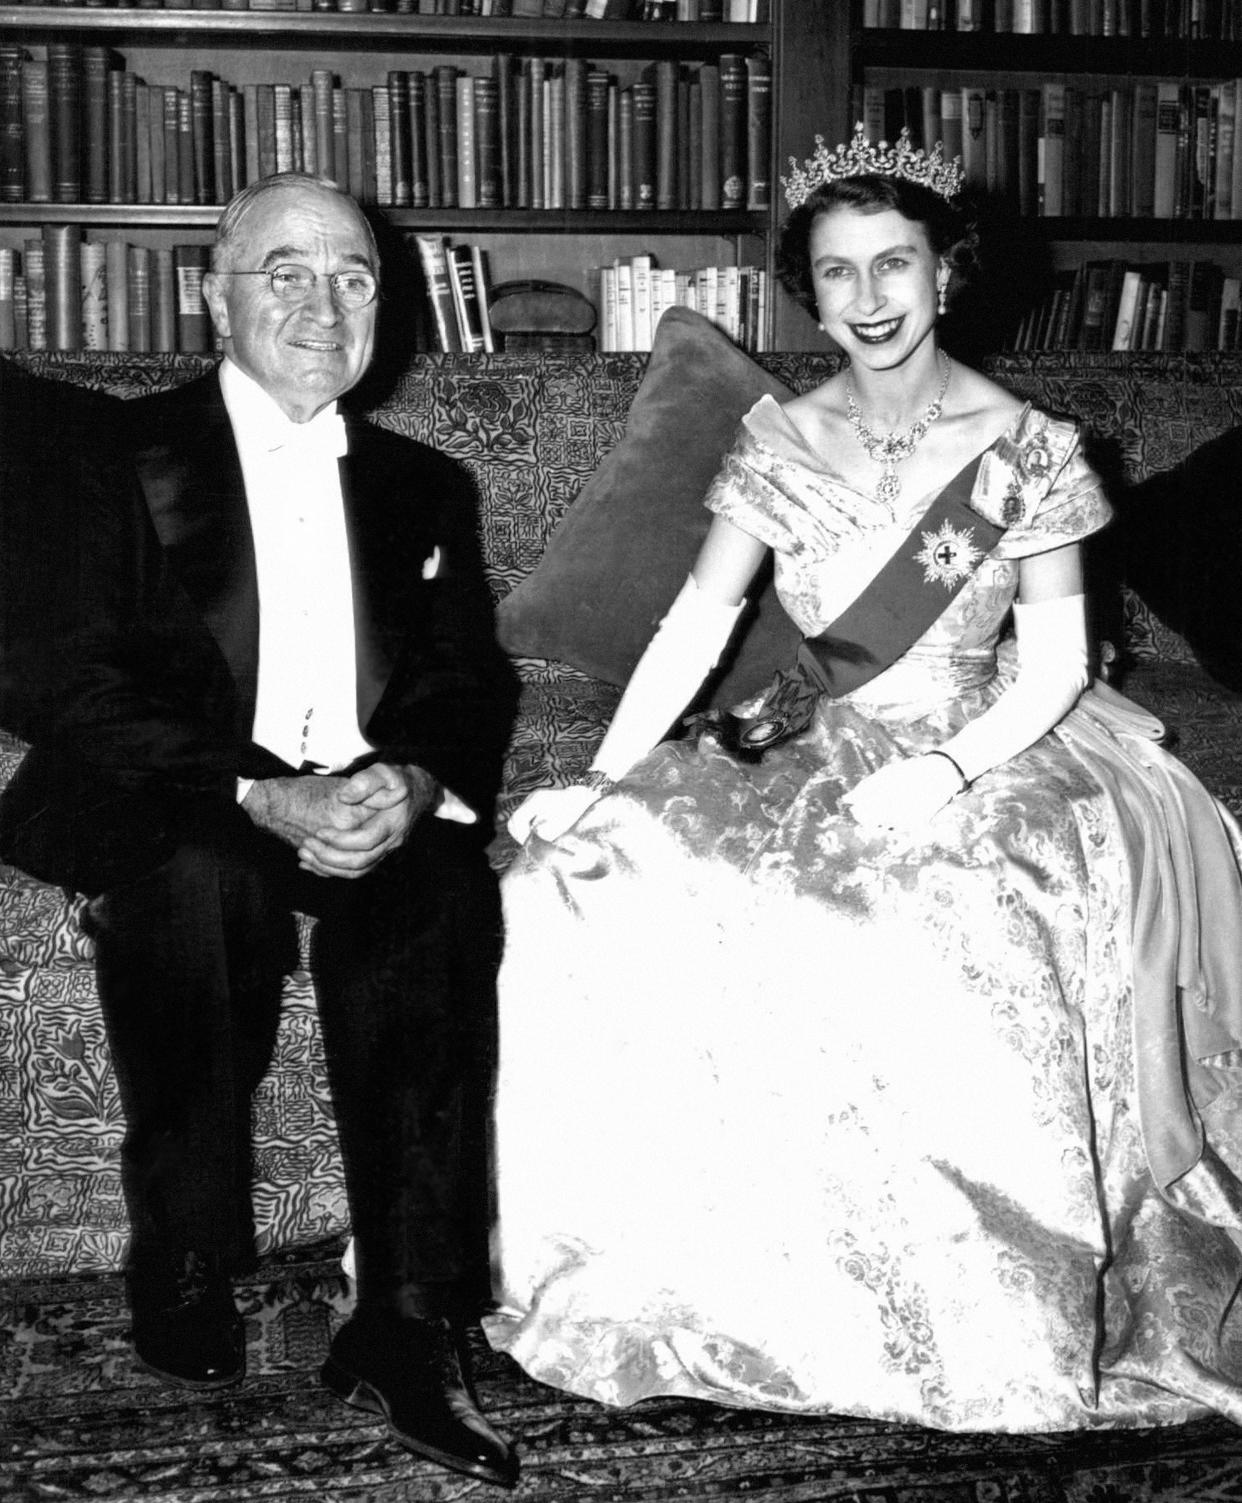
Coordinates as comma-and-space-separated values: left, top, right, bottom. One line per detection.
495, 305, 801, 707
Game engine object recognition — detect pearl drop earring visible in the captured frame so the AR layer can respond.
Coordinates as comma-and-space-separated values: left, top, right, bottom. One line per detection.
938, 282, 948, 316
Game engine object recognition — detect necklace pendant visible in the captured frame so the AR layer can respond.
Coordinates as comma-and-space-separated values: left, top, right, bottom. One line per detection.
877, 466, 901, 505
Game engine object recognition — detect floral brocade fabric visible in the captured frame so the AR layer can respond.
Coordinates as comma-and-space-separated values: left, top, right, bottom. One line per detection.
485, 400, 1242, 1431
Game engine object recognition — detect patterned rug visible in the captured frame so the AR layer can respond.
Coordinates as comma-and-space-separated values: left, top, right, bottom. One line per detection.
5, 1240, 1242, 1502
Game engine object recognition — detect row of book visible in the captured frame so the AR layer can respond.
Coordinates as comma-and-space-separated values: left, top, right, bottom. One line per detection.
864, 0, 1242, 33
0, 46, 773, 212
597, 249, 767, 350
1011, 256, 1242, 348
0, 230, 211, 352
860, 78, 1242, 219
0, 1, 768, 14
412, 232, 496, 349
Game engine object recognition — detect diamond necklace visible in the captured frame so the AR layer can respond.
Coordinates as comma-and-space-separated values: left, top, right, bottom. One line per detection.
845, 353, 953, 507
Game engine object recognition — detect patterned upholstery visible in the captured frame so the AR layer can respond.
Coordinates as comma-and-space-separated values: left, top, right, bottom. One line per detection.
1, 347, 1240, 1276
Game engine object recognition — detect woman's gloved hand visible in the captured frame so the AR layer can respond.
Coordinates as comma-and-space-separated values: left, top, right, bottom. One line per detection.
840, 752, 966, 833
507, 785, 606, 844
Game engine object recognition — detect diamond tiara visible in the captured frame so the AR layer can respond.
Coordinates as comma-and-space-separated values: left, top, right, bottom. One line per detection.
782, 123, 965, 210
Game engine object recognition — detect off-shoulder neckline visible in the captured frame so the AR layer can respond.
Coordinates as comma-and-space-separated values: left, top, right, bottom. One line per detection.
742, 391, 1037, 498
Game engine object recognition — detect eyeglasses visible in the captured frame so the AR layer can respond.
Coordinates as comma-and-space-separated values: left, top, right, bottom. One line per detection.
217, 263, 379, 309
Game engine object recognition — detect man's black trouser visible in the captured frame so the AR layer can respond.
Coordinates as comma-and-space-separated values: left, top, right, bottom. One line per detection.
84, 802, 501, 1305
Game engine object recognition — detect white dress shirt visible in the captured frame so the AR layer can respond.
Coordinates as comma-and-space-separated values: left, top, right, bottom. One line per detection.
220, 360, 475, 824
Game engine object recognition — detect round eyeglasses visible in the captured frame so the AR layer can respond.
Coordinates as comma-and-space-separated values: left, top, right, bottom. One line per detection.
218, 263, 379, 309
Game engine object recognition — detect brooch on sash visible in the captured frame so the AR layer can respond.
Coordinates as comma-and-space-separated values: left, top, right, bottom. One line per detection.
915, 521, 983, 588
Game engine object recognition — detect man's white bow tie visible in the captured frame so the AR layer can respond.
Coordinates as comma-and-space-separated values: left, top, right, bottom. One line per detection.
268, 411, 348, 461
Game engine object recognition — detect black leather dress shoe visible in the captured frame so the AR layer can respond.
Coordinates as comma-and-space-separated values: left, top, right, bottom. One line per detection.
322, 1310, 519, 1489
126, 1250, 245, 1389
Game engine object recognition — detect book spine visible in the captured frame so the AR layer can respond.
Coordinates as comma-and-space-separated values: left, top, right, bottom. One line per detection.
654, 59, 678, 210
48, 43, 83, 204
470, 242, 494, 352
80, 237, 108, 349
372, 84, 391, 204
585, 68, 610, 209
698, 61, 719, 209
422, 68, 441, 206
213, 78, 233, 202
83, 46, 109, 205
0, 246, 15, 350
495, 53, 515, 208
435, 65, 459, 207
387, 71, 411, 205
0, 46, 25, 205
151, 246, 174, 352
631, 77, 655, 208
474, 73, 501, 207
191, 69, 214, 203
413, 232, 462, 351
745, 51, 771, 210
23, 237, 46, 350
1153, 79, 1180, 217
174, 241, 209, 352
718, 52, 745, 208
106, 237, 129, 350
564, 56, 587, 211
446, 240, 487, 350
125, 244, 151, 351
311, 70, 335, 185
43, 221, 80, 350
455, 74, 477, 208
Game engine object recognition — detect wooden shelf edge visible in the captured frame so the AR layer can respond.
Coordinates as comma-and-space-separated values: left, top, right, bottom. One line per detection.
0, 202, 768, 232
0, 8, 771, 50
860, 28, 1242, 75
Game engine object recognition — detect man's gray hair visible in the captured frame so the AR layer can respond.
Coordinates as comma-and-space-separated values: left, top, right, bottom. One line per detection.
210, 172, 380, 273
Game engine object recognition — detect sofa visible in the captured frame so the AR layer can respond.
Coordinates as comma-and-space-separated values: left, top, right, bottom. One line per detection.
3, 327, 1242, 1278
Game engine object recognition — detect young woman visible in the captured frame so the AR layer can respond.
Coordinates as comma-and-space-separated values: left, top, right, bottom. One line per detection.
484, 128, 1242, 1430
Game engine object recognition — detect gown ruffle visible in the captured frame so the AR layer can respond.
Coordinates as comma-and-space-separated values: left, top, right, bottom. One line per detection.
484, 397, 1242, 1431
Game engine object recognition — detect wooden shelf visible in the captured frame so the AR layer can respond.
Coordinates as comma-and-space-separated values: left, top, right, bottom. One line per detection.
0, 202, 767, 233
0, 8, 770, 54
858, 28, 1242, 75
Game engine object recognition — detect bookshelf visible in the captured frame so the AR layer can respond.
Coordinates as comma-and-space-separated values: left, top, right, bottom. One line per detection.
0, 1, 837, 352
851, 2, 1242, 353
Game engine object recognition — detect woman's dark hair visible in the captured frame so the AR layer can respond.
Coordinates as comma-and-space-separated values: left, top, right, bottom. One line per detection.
776, 173, 979, 319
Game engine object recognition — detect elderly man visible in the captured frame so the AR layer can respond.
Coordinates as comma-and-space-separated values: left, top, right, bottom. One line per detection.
0, 173, 518, 1489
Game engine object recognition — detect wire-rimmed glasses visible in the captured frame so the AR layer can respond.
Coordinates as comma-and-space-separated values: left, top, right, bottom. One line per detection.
216, 263, 379, 309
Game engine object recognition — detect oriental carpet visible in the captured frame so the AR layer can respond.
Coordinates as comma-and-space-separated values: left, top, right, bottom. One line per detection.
4, 1239, 1242, 1502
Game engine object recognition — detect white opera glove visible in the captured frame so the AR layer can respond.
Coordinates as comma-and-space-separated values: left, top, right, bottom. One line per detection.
840, 749, 968, 831
843, 593, 1089, 834
507, 574, 745, 844
938, 591, 1090, 784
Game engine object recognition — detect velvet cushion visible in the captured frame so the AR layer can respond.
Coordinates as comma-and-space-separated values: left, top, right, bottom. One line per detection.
495, 306, 801, 706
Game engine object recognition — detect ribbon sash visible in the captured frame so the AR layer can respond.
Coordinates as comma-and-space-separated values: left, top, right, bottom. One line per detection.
731, 450, 997, 755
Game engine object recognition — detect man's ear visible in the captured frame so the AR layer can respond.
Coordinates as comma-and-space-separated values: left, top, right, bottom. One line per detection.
201, 272, 231, 339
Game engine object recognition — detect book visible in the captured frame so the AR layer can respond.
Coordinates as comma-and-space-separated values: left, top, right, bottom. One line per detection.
1153, 79, 1181, 218
413, 232, 462, 351
960, 84, 987, 190
586, 68, 610, 209
939, 87, 963, 167
312, 70, 336, 186
745, 51, 771, 210
151, 248, 175, 353
48, 42, 82, 204
1212, 77, 1236, 218
698, 61, 719, 210
718, 53, 745, 209
632, 78, 656, 208
42, 222, 80, 350
455, 73, 476, 208
446, 240, 489, 351
105, 237, 128, 351
434, 65, 459, 207
23, 237, 46, 350
474, 73, 501, 207
564, 56, 587, 211
654, 59, 678, 210
1110, 264, 1143, 348
0, 45, 23, 206
1131, 80, 1157, 218
0, 246, 15, 350
1038, 80, 1066, 214
80, 238, 108, 350
173, 242, 209, 352
470, 243, 495, 352
128, 243, 152, 352
83, 46, 109, 206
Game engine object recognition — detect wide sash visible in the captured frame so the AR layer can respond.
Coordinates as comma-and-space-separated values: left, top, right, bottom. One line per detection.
723, 450, 997, 757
